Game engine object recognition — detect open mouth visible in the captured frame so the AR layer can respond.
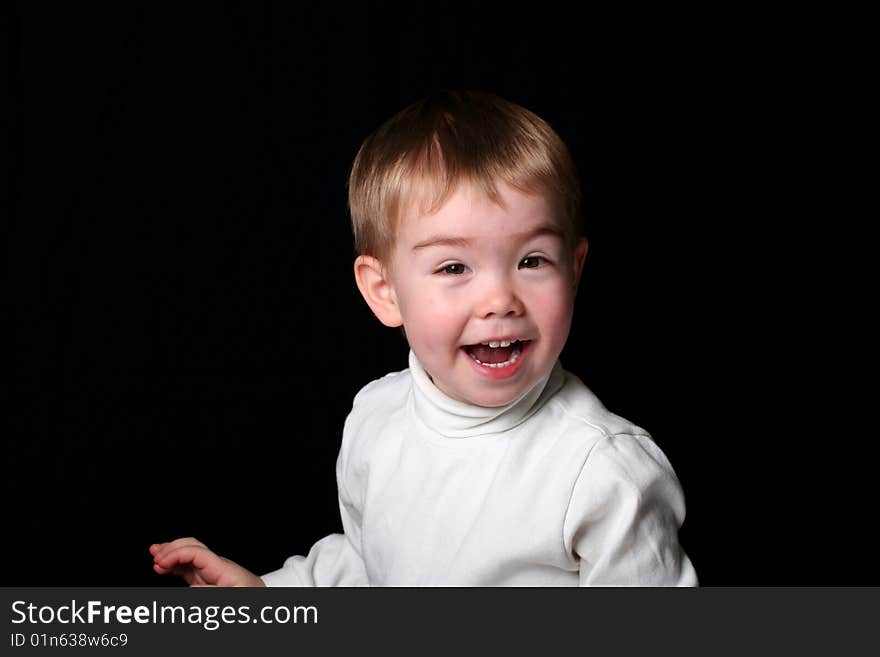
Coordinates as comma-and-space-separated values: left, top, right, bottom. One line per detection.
463, 339, 531, 369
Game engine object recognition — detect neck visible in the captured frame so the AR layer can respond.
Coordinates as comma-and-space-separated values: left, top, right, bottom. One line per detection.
408, 349, 563, 438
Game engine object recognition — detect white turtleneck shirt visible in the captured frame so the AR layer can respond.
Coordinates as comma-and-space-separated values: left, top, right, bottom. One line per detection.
262, 351, 697, 586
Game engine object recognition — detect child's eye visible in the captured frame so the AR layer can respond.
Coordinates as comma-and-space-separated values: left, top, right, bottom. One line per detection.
519, 256, 548, 269
438, 263, 469, 275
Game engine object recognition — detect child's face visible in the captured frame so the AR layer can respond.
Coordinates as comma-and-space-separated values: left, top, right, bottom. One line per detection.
382, 181, 588, 407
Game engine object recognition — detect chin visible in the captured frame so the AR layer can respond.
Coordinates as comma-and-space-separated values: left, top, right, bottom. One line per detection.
466, 385, 527, 408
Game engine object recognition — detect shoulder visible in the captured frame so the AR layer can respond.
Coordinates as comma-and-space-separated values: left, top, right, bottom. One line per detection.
339, 366, 412, 463
350, 366, 412, 412
548, 366, 650, 440
545, 367, 680, 487
554, 371, 688, 529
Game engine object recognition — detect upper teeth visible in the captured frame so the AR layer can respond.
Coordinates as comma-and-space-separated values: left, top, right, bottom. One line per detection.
482, 340, 515, 348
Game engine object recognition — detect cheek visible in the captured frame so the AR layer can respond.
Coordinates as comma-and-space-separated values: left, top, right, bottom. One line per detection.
531, 285, 576, 337
399, 290, 465, 343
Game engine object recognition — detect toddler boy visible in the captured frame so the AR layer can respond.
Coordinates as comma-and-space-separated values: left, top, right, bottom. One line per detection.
150, 90, 697, 586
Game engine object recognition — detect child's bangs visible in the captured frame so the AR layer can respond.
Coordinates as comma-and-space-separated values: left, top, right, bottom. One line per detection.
391, 134, 553, 226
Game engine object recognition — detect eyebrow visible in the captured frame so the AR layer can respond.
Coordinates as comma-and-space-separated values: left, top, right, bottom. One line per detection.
412, 224, 564, 251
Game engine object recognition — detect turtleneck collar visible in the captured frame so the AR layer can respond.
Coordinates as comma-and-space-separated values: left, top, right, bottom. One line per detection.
408, 349, 564, 439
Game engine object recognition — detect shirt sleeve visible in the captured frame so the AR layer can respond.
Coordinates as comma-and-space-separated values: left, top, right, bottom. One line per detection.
260, 496, 367, 587
563, 432, 698, 586
261, 414, 369, 587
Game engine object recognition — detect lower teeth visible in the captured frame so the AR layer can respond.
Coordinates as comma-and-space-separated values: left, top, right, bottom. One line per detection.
470, 347, 522, 368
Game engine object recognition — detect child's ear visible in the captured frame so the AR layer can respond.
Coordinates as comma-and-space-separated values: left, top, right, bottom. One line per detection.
572, 237, 589, 292
354, 255, 403, 327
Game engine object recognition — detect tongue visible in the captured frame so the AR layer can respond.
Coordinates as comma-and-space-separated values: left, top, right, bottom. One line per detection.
468, 344, 515, 364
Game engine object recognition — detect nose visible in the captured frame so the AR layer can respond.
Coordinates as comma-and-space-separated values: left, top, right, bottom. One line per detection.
475, 274, 525, 319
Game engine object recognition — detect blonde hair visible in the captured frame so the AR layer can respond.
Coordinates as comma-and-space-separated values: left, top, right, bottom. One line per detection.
348, 89, 582, 264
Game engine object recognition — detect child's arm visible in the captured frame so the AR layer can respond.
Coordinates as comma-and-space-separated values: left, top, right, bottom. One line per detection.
564, 433, 698, 586
150, 538, 266, 587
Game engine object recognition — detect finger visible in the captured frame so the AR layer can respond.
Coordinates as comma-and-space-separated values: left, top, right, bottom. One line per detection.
154, 545, 232, 585
153, 562, 181, 576
152, 544, 243, 587
154, 537, 207, 557
153, 545, 209, 570
149, 543, 171, 556
152, 538, 208, 563
167, 549, 239, 586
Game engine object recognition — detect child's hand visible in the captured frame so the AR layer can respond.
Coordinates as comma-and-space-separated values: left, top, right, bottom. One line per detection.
149, 538, 266, 587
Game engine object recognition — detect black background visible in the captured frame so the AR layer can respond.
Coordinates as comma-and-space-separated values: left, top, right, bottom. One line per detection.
7, 2, 868, 585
